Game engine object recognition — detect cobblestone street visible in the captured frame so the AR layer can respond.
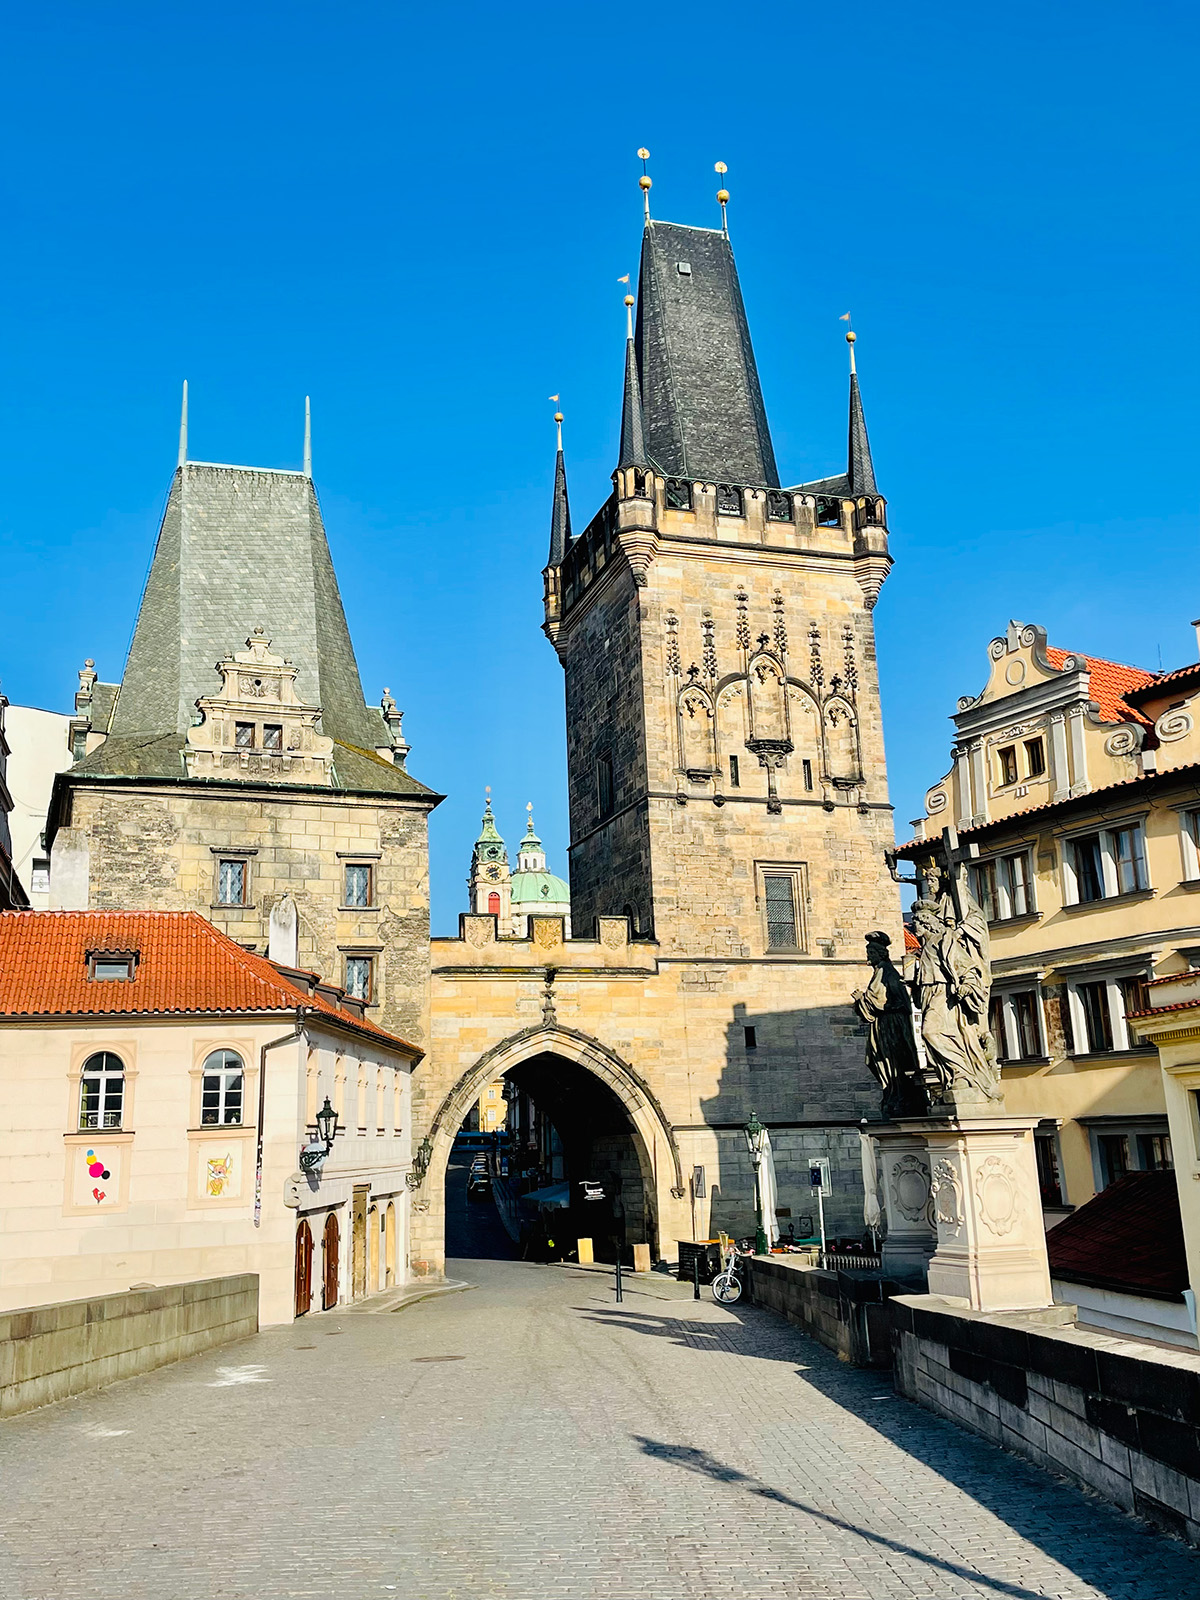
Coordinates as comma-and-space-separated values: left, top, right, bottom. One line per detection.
4, 1249, 1199, 1600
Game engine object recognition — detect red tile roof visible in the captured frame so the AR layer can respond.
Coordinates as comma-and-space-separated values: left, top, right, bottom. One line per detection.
1124, 660, 1200, 703
0, 911, 418, 1055
1046, 1171, 1188, 1299
903, 928, 920, 953
1044, 647, 1156, 726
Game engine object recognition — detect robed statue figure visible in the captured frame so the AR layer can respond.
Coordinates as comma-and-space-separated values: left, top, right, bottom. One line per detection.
852, 930, 927, 1118
910, 860, 1002, 1106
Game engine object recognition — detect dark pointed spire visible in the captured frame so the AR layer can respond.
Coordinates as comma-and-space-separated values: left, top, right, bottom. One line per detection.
547, 411, 572, 566
618, 295, 648, 467
846, 332, 877, 497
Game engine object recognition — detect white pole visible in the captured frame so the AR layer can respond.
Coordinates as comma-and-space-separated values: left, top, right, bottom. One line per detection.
817, 1183, 826, 1255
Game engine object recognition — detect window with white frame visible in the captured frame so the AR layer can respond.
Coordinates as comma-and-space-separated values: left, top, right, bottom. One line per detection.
1065, 969, 1152, 1055
79, 1051, 125, 1128
200, 1049, 245, 1125
1062, 821, 1148, 905
970, 850, 1034, 922
988, 986, 1046, 1062
1181, 808, 1200, 882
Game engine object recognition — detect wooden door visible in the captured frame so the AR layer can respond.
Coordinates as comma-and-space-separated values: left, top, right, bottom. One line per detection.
322, 1212, 339, 1309
385, 1202, 396, 1287
368, 1205, 380, 1293
294, 1219, 313, 1317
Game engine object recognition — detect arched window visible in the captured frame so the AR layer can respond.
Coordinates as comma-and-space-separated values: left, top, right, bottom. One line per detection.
201, 1049, 245, 1125
488, 891, 500, 916
79, 1051, 125, 1129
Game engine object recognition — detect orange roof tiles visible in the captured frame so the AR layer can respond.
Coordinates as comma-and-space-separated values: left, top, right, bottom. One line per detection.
903, 928, 920, 953
0, 911, 419, 1055
1044, 647, 1157, 726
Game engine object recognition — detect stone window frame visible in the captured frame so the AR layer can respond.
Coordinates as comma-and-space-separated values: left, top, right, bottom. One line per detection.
1061, 958, 1154, 1058
340, 947, 382, 1007
988, 976, 1048, 1063
1174, 803, 1200, 885
188, 1037, 258, 1131
754, 860, 809, 955
210, 846, 258, 909
341, 860, 377, 910
969, 847, 1037, 924
68, 1038, 138, 1134
1077, 1113, 1174, 1191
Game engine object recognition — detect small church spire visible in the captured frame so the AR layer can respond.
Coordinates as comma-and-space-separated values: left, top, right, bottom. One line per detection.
547, 410, 572, 566
303, 396, 312, 478
177, 379, 188, 468
618, 295, 648, 468
846, 331, 878, 497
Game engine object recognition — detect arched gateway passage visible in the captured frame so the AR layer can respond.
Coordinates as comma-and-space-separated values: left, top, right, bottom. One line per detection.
409, 1026, 687, 1278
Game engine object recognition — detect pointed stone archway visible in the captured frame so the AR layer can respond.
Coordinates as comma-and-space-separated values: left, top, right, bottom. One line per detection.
408, 1024, 690, 1278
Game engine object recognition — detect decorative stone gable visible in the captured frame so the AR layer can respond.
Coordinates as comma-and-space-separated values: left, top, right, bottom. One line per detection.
184, 631, 334, 783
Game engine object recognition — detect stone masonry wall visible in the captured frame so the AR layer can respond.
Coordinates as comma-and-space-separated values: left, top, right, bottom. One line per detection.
891, 1293, 1200, 1548
55, 783, 431, 1047
0, 1275, 259, 1417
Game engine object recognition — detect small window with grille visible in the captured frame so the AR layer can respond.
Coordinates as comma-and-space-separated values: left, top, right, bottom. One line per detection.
759, 865, 806, 952
344, 862, 374, 908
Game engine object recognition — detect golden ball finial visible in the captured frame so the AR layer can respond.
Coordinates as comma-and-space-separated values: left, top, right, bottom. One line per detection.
717, 188, 730, 204
639, 174, 652, 191
637, 147, 650, 160
714, 161, 727, 175
554, 411, 564, 424
623, 294, 635, 308
846, 330, 856, 344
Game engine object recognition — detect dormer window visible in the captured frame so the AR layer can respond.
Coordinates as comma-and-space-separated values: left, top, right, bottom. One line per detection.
87, 951, 138, 981
1024, 737, 1045, 777
262, 724, 283, 751
997, 745, 1018, 786
235, 722, 255, 748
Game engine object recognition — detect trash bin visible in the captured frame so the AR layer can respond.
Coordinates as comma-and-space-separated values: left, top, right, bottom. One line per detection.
677, 1239, 721, 1284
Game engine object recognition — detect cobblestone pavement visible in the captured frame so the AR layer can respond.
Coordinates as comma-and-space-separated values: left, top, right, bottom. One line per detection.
4, 1254, 1199, 1599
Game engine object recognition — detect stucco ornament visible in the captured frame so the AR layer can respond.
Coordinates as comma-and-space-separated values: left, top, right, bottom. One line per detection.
974, 1154, 1021, 1236
1156, 709, 1194, 742
911, 861, 1002, 1108
931, 1159, 962, 1231
889, 1152, 932, 1223
1105, 727, 1140, 757
851, 931, 928, 1118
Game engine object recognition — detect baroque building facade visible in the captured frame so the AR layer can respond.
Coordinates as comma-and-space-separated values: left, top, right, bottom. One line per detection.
897, 619, 1200, 1222
411, 202, 903, 1273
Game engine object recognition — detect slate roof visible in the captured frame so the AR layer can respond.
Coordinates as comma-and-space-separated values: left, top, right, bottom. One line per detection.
82, 462, 434, 801
547, 448, 572, 567
1046, 1171, 1188, 1300
634, 221, 779, 487
0, 909, 419, 1054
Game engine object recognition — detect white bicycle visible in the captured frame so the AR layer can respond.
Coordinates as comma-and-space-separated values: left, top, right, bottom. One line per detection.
711, 1237, 752, 1304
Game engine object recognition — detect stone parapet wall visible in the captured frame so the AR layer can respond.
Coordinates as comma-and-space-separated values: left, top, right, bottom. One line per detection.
0, 1274, 258, 1417
891, 1293, 1200, 1547
749, 1255, 896, 1367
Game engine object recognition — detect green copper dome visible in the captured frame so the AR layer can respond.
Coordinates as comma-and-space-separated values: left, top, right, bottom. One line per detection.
510, 870, 570, 905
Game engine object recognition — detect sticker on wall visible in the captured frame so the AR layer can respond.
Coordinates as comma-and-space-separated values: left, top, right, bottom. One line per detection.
206, 1154, 234, 1197
86, 1149, 111, 1201
72, 1144, 121, 1209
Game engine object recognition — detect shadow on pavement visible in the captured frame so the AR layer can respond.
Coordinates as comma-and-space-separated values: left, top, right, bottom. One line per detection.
580, 1301, 1199, 1599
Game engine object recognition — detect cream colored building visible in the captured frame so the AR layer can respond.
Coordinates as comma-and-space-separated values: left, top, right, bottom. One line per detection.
900, 620, 1200, 1217
4, 700, 74, 905
0, 909, 419, 1325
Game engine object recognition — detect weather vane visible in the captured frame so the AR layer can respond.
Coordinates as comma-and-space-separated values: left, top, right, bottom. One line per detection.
637, 147, 651, 221
715, 161, 729, 235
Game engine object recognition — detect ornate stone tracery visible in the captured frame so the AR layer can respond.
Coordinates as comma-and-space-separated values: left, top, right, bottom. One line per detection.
184, 631, 333, 783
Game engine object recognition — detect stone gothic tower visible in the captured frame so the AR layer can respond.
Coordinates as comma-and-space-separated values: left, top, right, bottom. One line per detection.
543, 209, 899, 963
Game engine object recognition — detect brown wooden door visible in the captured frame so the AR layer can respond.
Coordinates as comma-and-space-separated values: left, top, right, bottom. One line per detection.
294, 1219, 313, 1317
322, 1212, 339, 1309
351, 1184, 369, 1299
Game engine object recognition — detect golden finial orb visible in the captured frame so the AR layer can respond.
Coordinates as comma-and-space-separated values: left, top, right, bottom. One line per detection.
846, 330, 856, 344
714, 161, 727, 174
554, 412, 564, 424
637, 147, 650, 160
639, 174, 652, 191
623, 294, 635, 308
717, 188, 730, 204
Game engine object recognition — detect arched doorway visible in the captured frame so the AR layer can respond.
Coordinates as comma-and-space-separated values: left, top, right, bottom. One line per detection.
294, 1219, 313, 1317
385, 1202, 396, 1287
368, 1204, 380, 1293
322, 1212, 339, 1309
412, 1025, 687, 1278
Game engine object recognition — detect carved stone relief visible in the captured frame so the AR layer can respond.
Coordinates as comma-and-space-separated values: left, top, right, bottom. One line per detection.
931, 1159, 962, 1232
888, 1152, 932, 1224
974, 1154, 1021, 1236
1156, 709, 1194, 742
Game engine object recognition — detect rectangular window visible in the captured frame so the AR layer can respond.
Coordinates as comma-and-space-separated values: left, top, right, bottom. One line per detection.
1024, 737, 1046, 778
802, 759, 813, 791
597, 754, 614, 820
1137, 1132, 1173, 1171
31, 857, 50, 895
763, 873, 799, 951
997, 745, 1018, 786
91, 957, 133, 981
79, 1056, 124, 1129
1035, 1132, 1064, 1207
1111, 826, 1147, 895
971, 861, 998, 922
1013, 990, 1042, 1058
217, 858, 247, 905
729, 754, 740, 788
1118, 973, 1149, 1022
1004, 852, 1030, 917
262, 724, 283, 751
234, 722, 255, 748
345, 955, 374, 1002
1098, 1133, 1129, 1187
344, 863, 374, 908
1071, 834, 1105, 903
1078, 980, 1114, 1052
201, 1057, 244, 1126
744, 1025, 758, 1049
1183, 809, 1200, 880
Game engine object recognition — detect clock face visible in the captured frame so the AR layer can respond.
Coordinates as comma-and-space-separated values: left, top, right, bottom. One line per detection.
485, 866, 502, 881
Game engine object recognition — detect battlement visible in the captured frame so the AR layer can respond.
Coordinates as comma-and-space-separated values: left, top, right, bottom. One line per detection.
432, 913, 659, 972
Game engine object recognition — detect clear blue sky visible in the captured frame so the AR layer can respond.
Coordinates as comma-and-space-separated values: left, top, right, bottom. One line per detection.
2, 3, 1196, 932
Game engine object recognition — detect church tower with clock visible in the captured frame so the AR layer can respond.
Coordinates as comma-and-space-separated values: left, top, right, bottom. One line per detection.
468, 792, 512, 926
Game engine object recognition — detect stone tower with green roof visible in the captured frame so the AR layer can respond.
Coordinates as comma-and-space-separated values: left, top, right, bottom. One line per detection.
468, 791, 511, 928
48, 448, 441, 1047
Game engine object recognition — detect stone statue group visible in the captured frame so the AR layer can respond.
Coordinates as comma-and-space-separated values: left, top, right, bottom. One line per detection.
852, 858, 1002, 1119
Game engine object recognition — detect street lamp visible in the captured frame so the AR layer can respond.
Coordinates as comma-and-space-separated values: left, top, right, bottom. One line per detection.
315, 1096, 339, 1153
743, 1109, 769, 1255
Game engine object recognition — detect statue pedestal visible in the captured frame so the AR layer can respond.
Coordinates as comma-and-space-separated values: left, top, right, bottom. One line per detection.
874, 1128, 937, 1281
917, 1115, 1052, 1312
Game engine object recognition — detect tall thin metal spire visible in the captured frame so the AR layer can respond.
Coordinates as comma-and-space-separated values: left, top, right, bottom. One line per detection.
637, 147, 652, 223
618, 294, 648, 468
715, 161, 729, 237
177, 379, 188, 468
846, 331, 878, 497
547, 408, 572, 566
303, 395, 312, 478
